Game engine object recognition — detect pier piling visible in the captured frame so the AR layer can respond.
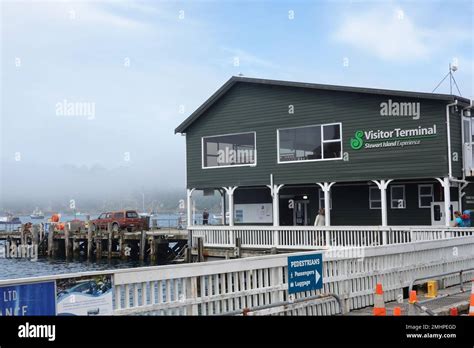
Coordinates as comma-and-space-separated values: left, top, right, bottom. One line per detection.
139, 230, 146, 261
197, 237, 204, 262
87, 225, 93, 260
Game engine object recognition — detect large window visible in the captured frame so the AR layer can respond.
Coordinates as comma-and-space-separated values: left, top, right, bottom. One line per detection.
369, 186, 381, 210
278, 123, 342, 163
390, 185, 406, 209
202, 132, 256, 168
418, 184, 434, 208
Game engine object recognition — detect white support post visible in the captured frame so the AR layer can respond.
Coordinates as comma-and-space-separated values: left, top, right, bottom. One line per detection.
266, 184, 284, 227
186, 188, 195, 227
223, 186, 238, 227
267, 183, 284, 247
436, 177, 452, 227
372, 179, 393, 229
316, 182, 335, 226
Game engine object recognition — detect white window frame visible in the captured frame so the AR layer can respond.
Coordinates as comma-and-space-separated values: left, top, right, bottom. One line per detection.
369, 186, 381, 210
318, 189, 332, 210
277, 122, 343, 164
418, 184, 434, 208
201, 131, 257, 169
390, 185, 406, 209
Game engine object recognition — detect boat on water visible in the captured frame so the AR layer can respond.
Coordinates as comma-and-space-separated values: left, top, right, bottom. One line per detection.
0, 215, 22, 225
30, 208, 45, 219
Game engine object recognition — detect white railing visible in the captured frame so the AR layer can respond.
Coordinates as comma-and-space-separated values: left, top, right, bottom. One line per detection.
189, 225, 474, 250
2, 235, 474, 316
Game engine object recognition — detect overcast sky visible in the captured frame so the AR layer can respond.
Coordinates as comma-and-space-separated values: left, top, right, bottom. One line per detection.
1, 0, 473, 209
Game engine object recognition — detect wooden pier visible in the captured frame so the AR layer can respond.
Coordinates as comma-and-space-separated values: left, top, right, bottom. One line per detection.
0, 223, 188, 263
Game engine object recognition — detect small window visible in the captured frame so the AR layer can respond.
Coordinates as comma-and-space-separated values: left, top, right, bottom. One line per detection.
113, 212, 124, 219
318, 189, 332, 210
418, 184, 434, 208
369, 186, 381, 210
126, 211, 139, 218
390, 185, 406, 209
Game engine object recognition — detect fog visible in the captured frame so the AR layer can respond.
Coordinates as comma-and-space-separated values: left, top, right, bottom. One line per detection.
1, 1, 472, 213
0, 1, 226, 212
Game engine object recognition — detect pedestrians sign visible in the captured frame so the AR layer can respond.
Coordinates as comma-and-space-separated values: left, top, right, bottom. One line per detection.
287, 253, 323, 294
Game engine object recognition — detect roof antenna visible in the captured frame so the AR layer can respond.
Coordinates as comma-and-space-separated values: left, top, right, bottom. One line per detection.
432, 61, 462, 96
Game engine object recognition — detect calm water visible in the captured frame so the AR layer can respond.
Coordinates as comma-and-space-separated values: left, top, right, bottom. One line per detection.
0, 212, 187, 281
0, 257, 152, 280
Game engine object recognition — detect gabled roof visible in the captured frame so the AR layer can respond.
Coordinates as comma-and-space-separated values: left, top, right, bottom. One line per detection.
175, 76, 471, 134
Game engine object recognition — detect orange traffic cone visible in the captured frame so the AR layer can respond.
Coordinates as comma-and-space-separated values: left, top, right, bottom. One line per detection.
393, 307, 402, 316
373, 283, 386, 316
408, 290, 418, 315
469, 279, 474, 316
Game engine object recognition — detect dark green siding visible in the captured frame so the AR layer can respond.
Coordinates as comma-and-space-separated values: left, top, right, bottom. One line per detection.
185, 83, 462, 188
450, 108, 463, 178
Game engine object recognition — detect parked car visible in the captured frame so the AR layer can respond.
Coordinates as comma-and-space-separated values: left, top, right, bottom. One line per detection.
90, 210, 146, 232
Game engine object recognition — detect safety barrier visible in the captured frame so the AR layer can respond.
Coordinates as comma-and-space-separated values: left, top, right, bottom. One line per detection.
1, 235, 473, 316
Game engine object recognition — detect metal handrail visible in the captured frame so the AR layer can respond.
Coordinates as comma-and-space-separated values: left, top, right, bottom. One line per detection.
220, 293, 344, 316
409, 267, 474, 293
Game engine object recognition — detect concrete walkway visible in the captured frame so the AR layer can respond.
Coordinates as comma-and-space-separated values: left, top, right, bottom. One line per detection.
349, 283, 472, 316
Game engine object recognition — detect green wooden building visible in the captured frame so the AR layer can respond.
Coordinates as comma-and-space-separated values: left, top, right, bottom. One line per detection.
175, 76, 473, 227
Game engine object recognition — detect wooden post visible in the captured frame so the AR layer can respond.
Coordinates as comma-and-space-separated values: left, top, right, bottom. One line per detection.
73, 237, 80, 259
20, 225, 25, 245
64, 223, 70, 259
108, 230, 113, 260
185, 247, 192, 263
96, 237, 102, 259
197, 237, 204, 263
150, 237, 156, 264
48, 225, 54, 257
120, 231, 128, 260
32, 224, 40, 247
139, 230, 146, 261
87, 225, 93, 260
235, 237, 241, 258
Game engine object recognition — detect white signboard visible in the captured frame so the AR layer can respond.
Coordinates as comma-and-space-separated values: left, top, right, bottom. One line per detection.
234, 203, 272, 223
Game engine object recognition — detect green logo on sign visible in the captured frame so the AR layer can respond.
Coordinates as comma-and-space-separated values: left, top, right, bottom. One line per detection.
350, 130, 364, 150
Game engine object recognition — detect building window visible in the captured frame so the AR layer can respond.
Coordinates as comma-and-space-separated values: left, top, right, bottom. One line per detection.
369, 186, 381, 210
202, 132, 256, 168
390, 185, 406, 209
318, 189, 332, 210
277, 123, 342, 163
418, 184, 434, 208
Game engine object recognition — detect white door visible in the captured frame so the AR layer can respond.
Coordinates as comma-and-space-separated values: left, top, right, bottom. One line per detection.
430, 201, 459, 226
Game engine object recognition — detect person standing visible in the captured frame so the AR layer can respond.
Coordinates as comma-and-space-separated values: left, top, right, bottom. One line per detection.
453, 211, 465, 227
462, 210, 471, 227
203, 209, 209, 225
314, 208, 325, 226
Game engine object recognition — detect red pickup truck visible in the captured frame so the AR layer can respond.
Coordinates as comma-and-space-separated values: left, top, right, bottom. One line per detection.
90, 210, 147, 232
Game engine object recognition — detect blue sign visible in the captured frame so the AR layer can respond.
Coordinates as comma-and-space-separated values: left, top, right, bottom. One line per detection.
0, 282, 56, 316
287, 253, 323, 294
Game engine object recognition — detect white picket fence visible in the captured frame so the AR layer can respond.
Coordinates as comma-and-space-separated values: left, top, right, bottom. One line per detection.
189, 226, 474, 250
2, 235, 473, 316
